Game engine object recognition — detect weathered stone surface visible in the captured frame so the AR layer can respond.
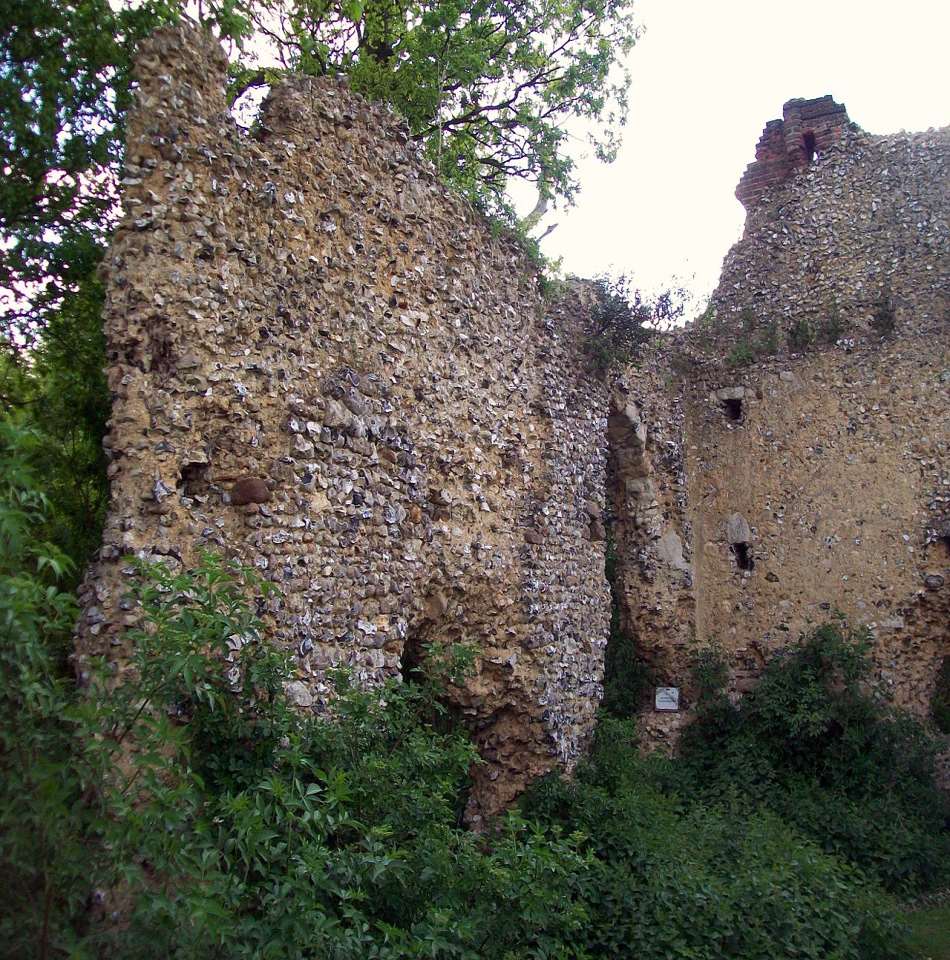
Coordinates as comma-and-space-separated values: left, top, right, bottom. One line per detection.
724, 513, 752, 545
77, 42, 948, 812
75, 24, 610, 824
609, 101, 949, 742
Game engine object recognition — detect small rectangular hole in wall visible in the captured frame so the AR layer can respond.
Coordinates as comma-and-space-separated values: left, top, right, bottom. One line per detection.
722, 398, 743, 421
179, 461, 210, 498
731, 542, 754, 571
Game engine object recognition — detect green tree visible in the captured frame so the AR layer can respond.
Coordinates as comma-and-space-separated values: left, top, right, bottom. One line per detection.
0, 0, 174, 347
0, 0, 249, 566
252, 0, 639, 211
2, 0, 639, 567
2, 0, 638, 346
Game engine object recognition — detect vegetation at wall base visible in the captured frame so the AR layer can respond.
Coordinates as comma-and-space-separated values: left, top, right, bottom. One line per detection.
2, 420, 946, 958
903, 901, 950, 960
933, 657, 950, 734
672, 623, 950, 896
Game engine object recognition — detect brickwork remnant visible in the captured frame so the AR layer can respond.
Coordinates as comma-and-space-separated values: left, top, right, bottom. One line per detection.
736, 96, 850, 209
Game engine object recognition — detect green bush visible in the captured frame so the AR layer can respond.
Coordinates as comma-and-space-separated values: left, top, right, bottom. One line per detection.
675, 624, 950, 894
522, 718, 911, 960
932, 656, 950, 734
0, 421, 88, 958
0, 428, 589, 958
818, 301, 847, 343
0, 420, 936, 959
588, 275, 686, 371
788, 317, 815, 351
727, 340, 755, 367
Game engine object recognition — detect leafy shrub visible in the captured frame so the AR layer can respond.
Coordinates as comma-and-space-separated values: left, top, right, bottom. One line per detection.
0, 420, 934, 959
588, 275, 686, 371
675, 623, 950, 894
870, 285, 898, 339
722, 310, 781, 366
788, 317, 815, 351
690, 645, 730, 707
756, 318, 780, 356
818, 300, 847, 343
727, 340, 755, 367
0, 437, 589, 958
522, 718, 911, 960
0, 422, 87, 958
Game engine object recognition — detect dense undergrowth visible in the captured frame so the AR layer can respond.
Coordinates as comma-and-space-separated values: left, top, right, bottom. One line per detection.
1, 421, 948, 959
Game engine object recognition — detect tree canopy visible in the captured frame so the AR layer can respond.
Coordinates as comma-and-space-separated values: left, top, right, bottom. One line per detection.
1, 0, 638, 342
0, 0, 638, 568
249, 0, 639, 209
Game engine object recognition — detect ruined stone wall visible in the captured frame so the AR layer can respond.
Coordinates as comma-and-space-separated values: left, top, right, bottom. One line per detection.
717, 119, 949, 341
614, 105, 948, 740
682, 343, 948, 716
736, 96, 850, 209
79, 46, 949, 807
76, 24, 611, 822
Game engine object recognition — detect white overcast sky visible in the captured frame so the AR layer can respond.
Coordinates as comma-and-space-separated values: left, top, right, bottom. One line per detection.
525, 0, 950, 307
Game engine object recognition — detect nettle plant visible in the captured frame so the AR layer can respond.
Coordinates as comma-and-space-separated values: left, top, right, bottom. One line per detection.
0, 429, 587, 959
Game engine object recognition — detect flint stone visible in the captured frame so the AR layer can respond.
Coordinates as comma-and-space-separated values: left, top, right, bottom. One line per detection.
725, 513, 752, 545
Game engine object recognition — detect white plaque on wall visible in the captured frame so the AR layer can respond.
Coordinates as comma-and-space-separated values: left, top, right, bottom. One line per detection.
654, 687, 680, 712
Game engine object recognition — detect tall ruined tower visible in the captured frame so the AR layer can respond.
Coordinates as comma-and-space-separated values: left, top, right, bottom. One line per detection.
612, 98, 949, 748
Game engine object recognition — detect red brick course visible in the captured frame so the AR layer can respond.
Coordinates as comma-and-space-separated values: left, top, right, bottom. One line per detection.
736, 96, 849, 208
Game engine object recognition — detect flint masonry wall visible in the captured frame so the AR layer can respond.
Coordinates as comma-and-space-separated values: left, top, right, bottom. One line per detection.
615, 106, 949, 746
80, 36, 949, 806
75, 24, 611, 822
717, 116, 949, 339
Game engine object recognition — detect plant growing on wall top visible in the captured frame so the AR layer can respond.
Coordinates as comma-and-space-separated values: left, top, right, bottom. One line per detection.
1, 0, 638, 349
588, 273, 687, 370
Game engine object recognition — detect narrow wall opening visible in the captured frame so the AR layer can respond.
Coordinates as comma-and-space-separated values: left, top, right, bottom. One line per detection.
179, 461, 210, 499
600, 395, 655, 717
721, 397, 743, 422
803, 130, 817, 164
400, 635, 424, 682
731, 541, 754, 571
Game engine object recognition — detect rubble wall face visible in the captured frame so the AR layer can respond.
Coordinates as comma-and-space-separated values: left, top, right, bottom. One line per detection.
76, 25, 611, 822
683, 344, 949, 717
615, 115, 949, 740
715, 124, 950, 341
